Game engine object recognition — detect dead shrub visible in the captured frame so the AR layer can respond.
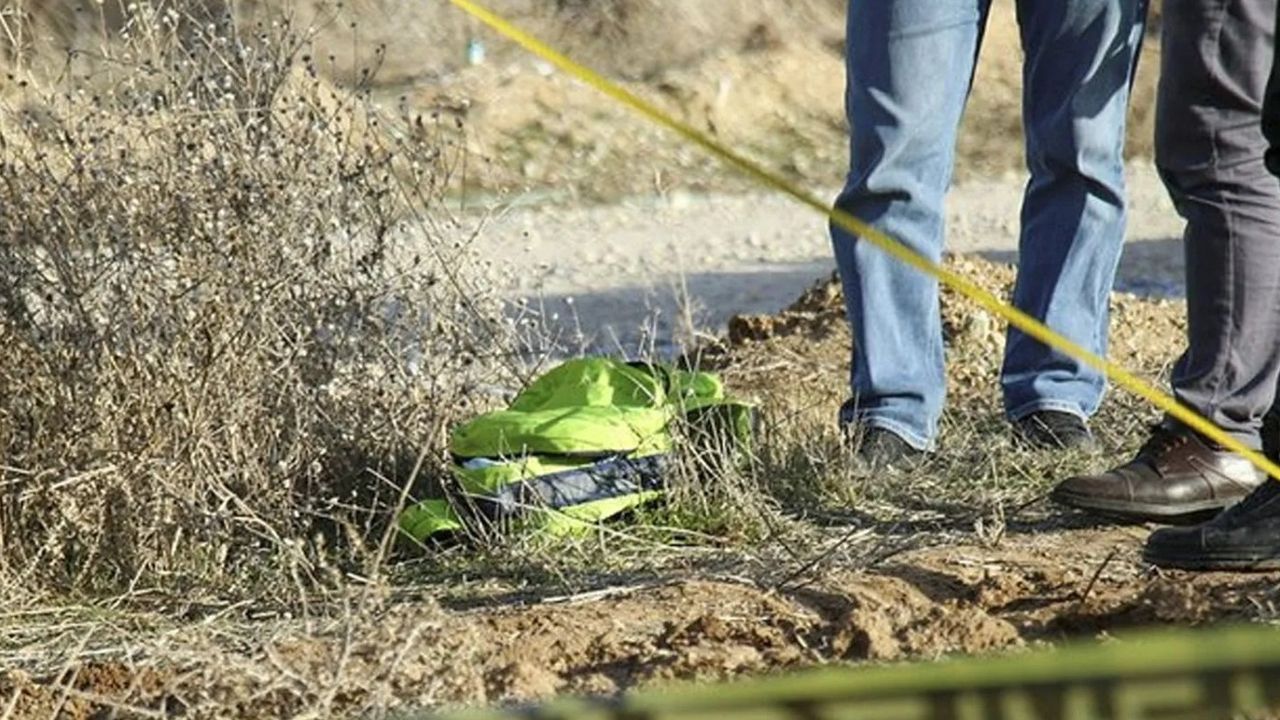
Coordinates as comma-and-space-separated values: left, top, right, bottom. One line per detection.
0, 2, 513, 601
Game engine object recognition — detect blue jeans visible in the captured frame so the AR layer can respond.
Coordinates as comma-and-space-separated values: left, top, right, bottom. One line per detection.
832, 0, 1148, 449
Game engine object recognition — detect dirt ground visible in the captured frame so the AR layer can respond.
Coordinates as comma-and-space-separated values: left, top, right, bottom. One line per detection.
424, 0, 1172, 356
11, 1, 1164, 198
468, 162, 1185, 357
13, 2, 1274, 719
5, 526, 1277, 718
4, 256, 1276, 719
400, 0, 1162, 201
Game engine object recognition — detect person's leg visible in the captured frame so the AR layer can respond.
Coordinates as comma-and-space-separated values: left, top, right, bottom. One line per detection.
1143, 0, 1280, 570
832, 0, 990, 451
1163, 0, 1280, 450
1001, 0, 1147, 424
1052, 0, 1279, 526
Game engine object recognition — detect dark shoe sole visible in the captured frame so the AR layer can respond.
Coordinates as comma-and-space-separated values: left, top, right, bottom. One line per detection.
1050, 486, 1236, 526
1143, 547, 1280, 572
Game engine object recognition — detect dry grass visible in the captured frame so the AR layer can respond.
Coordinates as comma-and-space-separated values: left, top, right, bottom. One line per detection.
0, 3, 1208, 718
602, 256, 1186, 590
0, 1, 1179, 605
0, 2, 520, 605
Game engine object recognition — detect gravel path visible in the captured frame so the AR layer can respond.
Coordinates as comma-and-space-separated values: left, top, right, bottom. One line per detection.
469, 162, 1185, 355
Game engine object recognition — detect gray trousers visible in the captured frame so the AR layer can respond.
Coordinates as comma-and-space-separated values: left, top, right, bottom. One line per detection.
1157, 0, 1280, 449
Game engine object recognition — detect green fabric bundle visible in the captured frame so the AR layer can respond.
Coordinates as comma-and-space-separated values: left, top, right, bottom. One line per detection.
398, 357, 754, 542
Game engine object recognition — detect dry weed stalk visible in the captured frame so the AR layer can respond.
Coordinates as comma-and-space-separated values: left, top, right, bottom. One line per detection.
0, 2, 514, 603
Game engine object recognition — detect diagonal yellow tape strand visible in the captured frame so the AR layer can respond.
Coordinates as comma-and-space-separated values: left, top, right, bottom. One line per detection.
448, 0, 1280, 483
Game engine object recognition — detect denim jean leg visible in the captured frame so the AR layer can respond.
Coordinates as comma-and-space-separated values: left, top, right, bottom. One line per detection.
832, 0, 989, 450
1001, 0, 1148, 422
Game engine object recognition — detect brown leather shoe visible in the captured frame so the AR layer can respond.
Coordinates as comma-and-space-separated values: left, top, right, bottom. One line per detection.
1050, 424, 1266, 524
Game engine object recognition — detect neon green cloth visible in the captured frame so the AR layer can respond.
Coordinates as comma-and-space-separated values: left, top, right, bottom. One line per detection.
451, 358, 674, 459
399, 357, 752, 543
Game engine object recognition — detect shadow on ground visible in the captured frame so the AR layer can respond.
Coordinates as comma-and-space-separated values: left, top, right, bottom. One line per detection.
521, 237, 1183, 358
519, 261, 835, 357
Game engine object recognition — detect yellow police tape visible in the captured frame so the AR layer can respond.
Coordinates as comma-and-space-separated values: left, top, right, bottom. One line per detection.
432, 624, 1280, 719
430, 8, 1279, 717
445, 0, 1280, 483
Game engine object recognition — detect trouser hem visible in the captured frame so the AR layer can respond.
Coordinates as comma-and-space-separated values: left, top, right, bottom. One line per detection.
841, 413, 934, 452
1006, 399, 1089, 424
